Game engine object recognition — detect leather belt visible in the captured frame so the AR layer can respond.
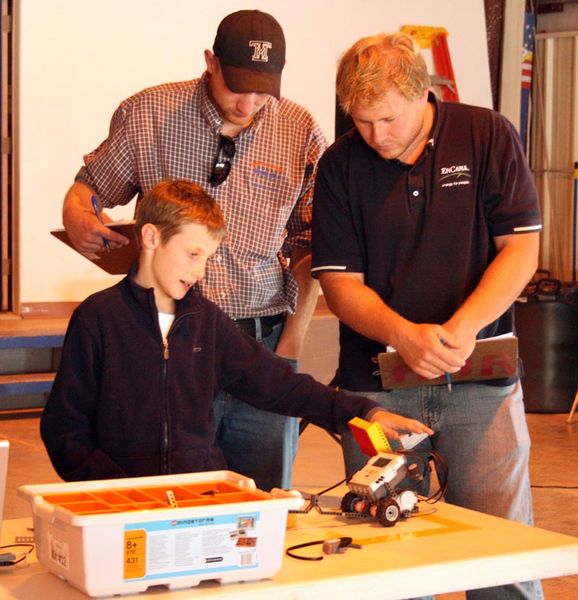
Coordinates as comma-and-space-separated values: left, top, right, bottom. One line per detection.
234, 314, 284, 338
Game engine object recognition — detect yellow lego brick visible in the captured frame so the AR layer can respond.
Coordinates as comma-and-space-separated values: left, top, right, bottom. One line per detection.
348, 417, 392, 456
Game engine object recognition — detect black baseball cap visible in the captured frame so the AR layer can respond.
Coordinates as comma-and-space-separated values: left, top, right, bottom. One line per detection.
213, 10, 286, 99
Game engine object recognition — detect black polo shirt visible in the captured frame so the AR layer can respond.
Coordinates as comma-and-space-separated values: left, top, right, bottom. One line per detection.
311, 94, 541, 391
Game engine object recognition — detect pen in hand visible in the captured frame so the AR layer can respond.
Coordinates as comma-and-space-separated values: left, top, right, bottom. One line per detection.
438, 335, 452, 393
91, 195, 111, 252
444, 371, 452, 393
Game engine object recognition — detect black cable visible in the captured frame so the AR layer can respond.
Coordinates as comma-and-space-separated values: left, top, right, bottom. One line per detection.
398, 449, 448, 503
286, 537, 355, 561
285, 540, 325, 561
0, 543, 34, 567
425, 449, 448, 503
317, 477, 347, 496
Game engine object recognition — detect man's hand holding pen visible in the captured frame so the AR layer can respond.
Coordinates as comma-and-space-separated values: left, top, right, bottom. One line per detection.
390, 321, 467, 381
438, 335, 453, 392
62, 185, 129, 256
78, 211, 128, 257
91, 195, 111, 253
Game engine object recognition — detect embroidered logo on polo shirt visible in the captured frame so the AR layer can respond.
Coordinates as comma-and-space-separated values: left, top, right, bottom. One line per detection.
249, 41, 272, 62
251, 161, 284, 191
440, 164, 471, 188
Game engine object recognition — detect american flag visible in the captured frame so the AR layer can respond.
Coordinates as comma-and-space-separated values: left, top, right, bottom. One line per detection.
520, 13, 536, 153
521, 15, 535, 89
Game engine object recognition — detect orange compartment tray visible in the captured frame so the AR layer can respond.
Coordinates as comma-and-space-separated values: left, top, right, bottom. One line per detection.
41, 480, 272, 515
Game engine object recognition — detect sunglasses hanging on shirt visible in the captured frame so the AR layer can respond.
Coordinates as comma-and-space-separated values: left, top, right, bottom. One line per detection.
209, 135, 236, 186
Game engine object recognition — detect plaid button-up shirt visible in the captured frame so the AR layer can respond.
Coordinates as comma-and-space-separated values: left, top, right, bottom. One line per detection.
76, 75, 327, 318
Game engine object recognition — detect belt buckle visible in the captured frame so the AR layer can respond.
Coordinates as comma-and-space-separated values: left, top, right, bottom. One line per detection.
234, 314, 283, 339
259, 314, 282, 338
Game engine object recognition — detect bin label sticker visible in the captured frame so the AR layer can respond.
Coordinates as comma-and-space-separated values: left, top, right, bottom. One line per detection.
48, 532, 70, 571
123, 512, 260, 582
124, 529, 147, 579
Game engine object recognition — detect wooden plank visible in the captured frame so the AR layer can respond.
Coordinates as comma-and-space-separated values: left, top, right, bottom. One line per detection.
0, 372, 55, 396
0, 335, 64, 350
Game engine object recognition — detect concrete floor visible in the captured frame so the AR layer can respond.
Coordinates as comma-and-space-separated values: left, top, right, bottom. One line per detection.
2, 313, 578, 597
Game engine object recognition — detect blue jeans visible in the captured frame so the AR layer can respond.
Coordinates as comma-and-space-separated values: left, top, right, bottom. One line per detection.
342, 381, 543, 600
214, 321, 299, 491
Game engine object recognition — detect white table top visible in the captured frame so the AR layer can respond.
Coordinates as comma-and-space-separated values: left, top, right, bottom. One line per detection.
2, 498, 578, 599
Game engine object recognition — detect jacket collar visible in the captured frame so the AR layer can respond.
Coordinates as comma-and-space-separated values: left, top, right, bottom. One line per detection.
122, 262, 205, 321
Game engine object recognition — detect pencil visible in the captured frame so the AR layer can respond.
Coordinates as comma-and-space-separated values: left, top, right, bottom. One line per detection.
91, 194, 111, 252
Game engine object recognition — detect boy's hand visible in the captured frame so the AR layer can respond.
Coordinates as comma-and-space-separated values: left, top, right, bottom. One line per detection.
369, 410, 433, 441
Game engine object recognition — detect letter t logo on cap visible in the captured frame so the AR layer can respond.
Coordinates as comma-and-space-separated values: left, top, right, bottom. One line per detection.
249, 41, 273, 63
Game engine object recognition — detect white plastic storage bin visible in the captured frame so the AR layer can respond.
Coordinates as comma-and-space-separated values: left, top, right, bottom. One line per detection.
19, 470, 301, 597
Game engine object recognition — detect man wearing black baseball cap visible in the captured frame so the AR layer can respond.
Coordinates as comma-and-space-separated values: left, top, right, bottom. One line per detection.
213, 10, 285, 99
61, 10, 328, 491
203, 10, 285, 135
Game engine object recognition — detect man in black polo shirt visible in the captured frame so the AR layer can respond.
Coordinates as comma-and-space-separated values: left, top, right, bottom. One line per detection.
312, 33, 542, 599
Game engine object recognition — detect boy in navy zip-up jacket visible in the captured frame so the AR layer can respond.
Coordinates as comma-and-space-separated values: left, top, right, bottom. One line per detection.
41, 180, 431, 484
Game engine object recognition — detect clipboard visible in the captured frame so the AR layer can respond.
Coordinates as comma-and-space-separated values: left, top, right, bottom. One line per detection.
50, 221, 139, 274
377, 336, 519, 390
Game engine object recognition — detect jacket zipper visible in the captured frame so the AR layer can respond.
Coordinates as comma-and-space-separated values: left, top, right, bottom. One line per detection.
161, 336, 170, 474
159, 311, 193, 475
142, 282, 199, 476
